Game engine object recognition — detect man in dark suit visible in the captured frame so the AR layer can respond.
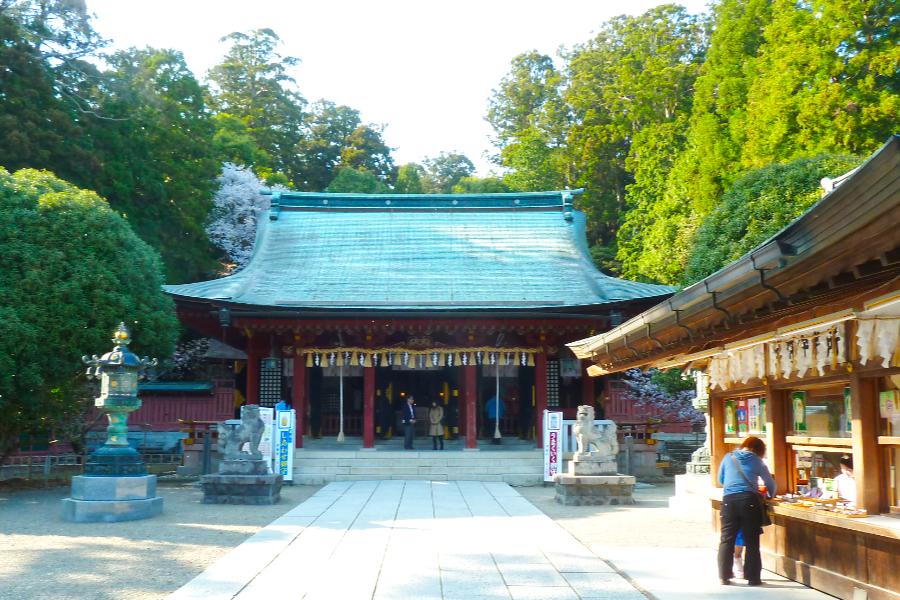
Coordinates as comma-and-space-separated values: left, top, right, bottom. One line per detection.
402, 395, 417, 450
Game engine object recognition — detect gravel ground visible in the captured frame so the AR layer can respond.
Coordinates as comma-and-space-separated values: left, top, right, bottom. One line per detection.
518, 482, 717, 549
0, 479, 319, 600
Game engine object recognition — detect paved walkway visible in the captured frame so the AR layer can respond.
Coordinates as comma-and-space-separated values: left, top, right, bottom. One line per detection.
594, 546, 833, 600
169, 480, 644, 600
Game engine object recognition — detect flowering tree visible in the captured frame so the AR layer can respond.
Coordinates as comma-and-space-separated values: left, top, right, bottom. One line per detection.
622, 369, 704, 426
206, 163, 284, 272
158, 338, 211, 381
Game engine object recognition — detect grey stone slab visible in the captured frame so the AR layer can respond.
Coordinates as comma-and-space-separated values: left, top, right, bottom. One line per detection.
562, 571, 643, 598
497, 563, 569, 587
508, 586, 580, 600
544, 552, 616, 574
440, 579, 510, 599
493, 552, 552, 566
440, 553, 496, 572
69, 474, 157, 501
61, 496, 162, 523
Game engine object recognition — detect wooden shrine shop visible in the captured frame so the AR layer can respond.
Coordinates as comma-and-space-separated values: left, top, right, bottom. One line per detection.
164, 190, 671, 450
568, 136, 900, 599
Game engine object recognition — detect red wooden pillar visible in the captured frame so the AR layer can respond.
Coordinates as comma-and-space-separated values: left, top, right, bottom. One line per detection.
581, 360, 595, 406
245, 341, 261, 406
535, 352, 548, 448
291, 354, 307, 448
458, 383, 467, 443
463, 364, 478, 449
363, 366, 375, 449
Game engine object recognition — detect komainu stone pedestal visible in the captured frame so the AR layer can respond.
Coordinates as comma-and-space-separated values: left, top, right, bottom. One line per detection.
554, 453, 635, 506
62, 474, 163, 522
200, 459, 282, 505
555, 408, 634, 506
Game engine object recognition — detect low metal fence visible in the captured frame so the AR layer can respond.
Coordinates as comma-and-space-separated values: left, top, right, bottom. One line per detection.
1, 452, 181, 481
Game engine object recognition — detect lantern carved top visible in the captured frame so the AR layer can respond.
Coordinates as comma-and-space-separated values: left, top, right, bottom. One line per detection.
83, 322, 157, 379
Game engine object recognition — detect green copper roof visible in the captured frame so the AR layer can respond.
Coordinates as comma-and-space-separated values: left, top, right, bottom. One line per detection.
165, 190, 672, 311
138, 381, 213, 393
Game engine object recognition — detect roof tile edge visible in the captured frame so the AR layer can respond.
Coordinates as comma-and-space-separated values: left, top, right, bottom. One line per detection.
261, 188, 585, 210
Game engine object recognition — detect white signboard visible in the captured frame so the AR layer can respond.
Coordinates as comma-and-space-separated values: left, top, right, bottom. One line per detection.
274, 409, 296, 482
543, 410, 563, 482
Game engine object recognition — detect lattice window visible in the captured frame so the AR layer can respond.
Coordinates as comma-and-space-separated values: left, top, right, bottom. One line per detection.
547, 359, 560, 407
259, 358, 282, 407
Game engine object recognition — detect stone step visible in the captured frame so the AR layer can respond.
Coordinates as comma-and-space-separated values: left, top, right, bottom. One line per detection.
291, 473, 544, 486
291, 448, 544, 484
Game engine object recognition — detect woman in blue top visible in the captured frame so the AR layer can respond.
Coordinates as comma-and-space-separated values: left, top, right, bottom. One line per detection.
717, 436, 776, 586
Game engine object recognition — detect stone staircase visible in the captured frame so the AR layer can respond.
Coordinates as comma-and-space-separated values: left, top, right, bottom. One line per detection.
292, 438, 544, 486
660, 440, 703, 477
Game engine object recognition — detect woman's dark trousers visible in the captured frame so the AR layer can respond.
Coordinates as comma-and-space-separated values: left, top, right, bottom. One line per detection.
718, 491, 763, 582
431, 435, 443, 450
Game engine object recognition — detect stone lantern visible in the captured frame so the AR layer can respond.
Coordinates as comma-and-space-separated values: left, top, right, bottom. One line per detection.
62, 323, 163, 522
81, 323, 158, 475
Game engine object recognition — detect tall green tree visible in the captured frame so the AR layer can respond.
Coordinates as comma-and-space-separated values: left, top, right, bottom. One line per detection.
393, 163, 426, 194
487, 51, 569, 192
422, 152, 475, 193
565, 5, 706, 252
0, 13, 97, 182
451, 176, 510, 194
325, 167, 389, 193
667, 0, 772, 218
0, 0, 107, 106
85, 47, 219, 283
208, 29, 306, 184
742, 0, 899, 166
0, 167, 178, 459
298, 100, 393, 190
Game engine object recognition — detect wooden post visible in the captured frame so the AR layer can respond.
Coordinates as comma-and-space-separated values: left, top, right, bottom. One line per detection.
245, 340, 260, 406
363, 366, 375, 449
709, 392, 726, 487
291, 354, 306, 448
535, 353, 548, 449
464, 364, 477, 449
850, 372, 882, 513
581, 361, 594, 406
765, 384, 790, 494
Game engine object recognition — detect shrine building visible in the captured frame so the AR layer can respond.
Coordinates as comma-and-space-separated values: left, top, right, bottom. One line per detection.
164, 190, 672, 450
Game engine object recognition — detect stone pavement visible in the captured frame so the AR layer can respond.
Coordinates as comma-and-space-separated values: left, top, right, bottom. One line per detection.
169, 480, 644, 600
594, 546, 833, 600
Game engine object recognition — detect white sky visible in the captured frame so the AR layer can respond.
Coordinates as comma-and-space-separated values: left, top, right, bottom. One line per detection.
87, 0, 709, 175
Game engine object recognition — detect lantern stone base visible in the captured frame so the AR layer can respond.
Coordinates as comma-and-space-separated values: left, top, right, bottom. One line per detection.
200, 459, 283, 505
61, 474, 163, 522
84, 445, 147, 476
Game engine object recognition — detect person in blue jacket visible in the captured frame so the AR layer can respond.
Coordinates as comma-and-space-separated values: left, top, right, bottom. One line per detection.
717, 436, 776, 586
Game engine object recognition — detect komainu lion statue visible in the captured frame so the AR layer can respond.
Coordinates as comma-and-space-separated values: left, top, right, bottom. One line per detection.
217, 405, 265, 460
573, 405, 619, 457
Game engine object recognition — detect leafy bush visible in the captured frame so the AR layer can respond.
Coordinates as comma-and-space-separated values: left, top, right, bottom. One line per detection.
683, 154, 861, 284
0, 168, 178, 457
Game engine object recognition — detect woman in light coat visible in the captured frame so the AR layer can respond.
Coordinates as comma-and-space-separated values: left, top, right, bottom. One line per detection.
428, 401, 444, 450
